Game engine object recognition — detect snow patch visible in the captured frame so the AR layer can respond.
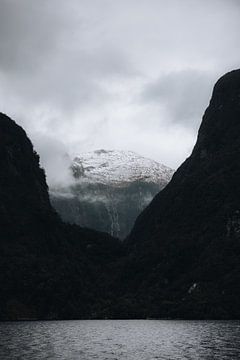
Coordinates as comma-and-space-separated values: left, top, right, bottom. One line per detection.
72, 149, 174, 186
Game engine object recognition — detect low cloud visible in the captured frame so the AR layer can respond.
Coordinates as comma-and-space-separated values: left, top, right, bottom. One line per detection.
31, 134, 73, 187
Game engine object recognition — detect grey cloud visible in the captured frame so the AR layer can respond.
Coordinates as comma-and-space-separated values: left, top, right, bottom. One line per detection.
141, 70, 216, 131
0, 0, 135, 115
0, 1, 65, 74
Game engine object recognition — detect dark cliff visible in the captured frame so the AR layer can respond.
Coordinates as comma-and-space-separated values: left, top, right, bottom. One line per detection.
0, 113, 53, 235
0, 112, 122, 320
122, 69, 240, 319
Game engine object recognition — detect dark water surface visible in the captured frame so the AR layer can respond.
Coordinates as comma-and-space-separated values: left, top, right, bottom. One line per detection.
0, 320, 240, 359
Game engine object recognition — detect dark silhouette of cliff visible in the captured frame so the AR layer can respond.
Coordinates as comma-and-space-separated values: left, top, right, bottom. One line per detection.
0, 113, 122, 320
122, 70, 240, 319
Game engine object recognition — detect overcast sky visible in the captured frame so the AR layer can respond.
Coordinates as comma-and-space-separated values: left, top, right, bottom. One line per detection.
0, 0, 240, 184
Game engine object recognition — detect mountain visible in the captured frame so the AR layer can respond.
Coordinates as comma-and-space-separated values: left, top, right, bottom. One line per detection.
0, 112, 122, 320
50, 150, 174, 238
2, 69, 240, 321
120, 69, 240, 319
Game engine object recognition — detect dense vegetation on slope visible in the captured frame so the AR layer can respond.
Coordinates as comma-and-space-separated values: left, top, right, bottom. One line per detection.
121, 69, 240, 319
0, 113, 122, 320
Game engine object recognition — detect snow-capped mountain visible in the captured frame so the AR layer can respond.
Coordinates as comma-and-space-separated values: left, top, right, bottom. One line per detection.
50, 150, 174, 238
72, 149, 174, 185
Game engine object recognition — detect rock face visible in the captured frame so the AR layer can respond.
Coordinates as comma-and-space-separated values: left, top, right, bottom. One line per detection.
0, 112, 122, 320
0, 113, 53, 235
122, 69, 240, 319
50, 150, 173, 238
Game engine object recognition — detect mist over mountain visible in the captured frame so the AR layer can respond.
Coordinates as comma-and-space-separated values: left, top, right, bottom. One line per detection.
50, 150, 174, 238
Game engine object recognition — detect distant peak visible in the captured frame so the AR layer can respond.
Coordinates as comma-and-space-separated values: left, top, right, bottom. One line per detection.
72, 149, 174, 185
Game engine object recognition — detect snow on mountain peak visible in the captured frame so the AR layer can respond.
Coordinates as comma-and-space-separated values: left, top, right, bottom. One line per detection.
72, 149, 174, 185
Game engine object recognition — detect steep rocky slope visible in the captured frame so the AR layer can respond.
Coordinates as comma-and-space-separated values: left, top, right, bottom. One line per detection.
0, 112, 122, 320
121, 69, 240, 319
50, 150, 173, 238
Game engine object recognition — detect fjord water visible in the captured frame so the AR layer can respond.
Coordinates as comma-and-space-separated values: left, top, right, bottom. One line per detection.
0, 320, 240, 359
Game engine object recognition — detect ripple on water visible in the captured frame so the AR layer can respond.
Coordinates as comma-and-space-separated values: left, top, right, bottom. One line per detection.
0, 320, 240, 360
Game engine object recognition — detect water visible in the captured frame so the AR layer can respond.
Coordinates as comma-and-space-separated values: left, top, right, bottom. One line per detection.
0, 320, 240, 359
